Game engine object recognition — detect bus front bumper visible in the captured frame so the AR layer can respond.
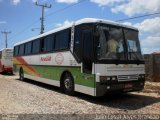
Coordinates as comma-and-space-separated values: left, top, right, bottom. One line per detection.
96, 80, 145, 96
2, 67, 13, 73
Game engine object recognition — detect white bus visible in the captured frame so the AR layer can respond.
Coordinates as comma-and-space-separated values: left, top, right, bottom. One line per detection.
13, 18, 145, 96
0, 48, 13, 74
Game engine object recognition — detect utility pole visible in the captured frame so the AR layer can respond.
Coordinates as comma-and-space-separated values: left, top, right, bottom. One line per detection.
35, 2, 51, 34
1, 31, 11, 48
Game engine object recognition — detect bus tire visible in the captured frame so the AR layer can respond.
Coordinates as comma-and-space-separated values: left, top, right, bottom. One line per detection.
19, 68, 24, 81
63, 72, 75, 96
10, 71, 13, 75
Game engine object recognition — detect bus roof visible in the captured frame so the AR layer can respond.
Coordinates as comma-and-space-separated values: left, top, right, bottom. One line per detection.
0, 48, 13, 51
14, 18, 138, 46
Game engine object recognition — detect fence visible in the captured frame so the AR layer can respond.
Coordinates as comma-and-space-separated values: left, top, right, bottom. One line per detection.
144, 53, 160, 82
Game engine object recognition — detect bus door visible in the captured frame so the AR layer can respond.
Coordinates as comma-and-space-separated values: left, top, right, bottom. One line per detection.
82, 29, 93, 74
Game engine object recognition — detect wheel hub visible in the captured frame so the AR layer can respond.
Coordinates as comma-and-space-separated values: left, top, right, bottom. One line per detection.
64, 78, 72, 90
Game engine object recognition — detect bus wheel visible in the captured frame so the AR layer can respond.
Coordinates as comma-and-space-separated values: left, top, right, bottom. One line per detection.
10, 71, 13, 75
63, 72, 75, 96
19, 68, 24, 81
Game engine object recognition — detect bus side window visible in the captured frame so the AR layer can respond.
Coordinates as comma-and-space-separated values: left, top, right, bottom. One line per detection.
32, 40, 40, 54
49, 35, 55, 51
55, 29, 70, 50
19, 44, 25, 55
25, 42, 32, 55
42, 35, 54, 52
82, 29, 93, 74
14, 46, 19, 56
41, 38, 45, 52
73, 26, 82, 62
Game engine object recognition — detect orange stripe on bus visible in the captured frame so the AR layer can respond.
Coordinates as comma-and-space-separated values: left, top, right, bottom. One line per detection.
14, 57, 40, 77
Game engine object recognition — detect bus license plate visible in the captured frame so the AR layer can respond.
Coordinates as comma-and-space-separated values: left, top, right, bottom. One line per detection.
125, 84, 132, 88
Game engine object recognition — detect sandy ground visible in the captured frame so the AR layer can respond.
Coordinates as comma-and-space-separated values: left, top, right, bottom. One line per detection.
0, 74, 159, 119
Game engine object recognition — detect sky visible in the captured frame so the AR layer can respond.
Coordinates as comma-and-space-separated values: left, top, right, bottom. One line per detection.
0, 0, 160, 54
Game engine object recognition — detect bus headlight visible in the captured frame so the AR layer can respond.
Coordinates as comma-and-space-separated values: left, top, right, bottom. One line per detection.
111, 76, 117, 80
107, 77, 111, 80
100, 76, 110, 81
100, 76, 117, 83
139, 74, 145, 79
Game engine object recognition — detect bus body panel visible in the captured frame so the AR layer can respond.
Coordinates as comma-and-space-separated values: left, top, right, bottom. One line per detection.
94, 64, 145, 96
94, 64, 145, 80
13, 51, 96, 96
24, 74, 95, 96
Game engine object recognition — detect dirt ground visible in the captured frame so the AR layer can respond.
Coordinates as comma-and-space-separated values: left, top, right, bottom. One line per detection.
0, 74, 159, 120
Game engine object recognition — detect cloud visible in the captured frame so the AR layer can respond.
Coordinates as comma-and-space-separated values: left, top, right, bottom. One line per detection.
55, 0, 78, 4
142, 36, 160, 48
122, 17, 160, 35
90, 0, 125, 7
122, 17, 160, 54
135, 17, 160, 36
141, 36, 160, 54
55, 20, 73, 27
111, 0, 160, 17
11, 0, 21, 5
89, 0, 160, 17
0, 21, 7, 24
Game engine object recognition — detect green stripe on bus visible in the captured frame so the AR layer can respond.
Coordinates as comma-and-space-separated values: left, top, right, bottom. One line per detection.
33, 66, 95, 88
15, 65, 95, 88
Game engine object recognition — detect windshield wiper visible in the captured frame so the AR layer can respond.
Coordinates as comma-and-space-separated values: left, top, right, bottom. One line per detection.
132, 52, 140, 61
129, 51, 140, 65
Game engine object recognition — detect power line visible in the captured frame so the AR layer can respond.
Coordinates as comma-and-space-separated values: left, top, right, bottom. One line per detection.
1, 31, 11, 48
116, 12, 160, 22
35, 1, 51, 34
8, 1, 159, 43
8, 0, 87, 41
8, 20, 39, 41
45, 0, 87, 17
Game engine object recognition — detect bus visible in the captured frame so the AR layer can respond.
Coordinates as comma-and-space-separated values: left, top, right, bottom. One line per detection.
0, 48, 13, 74
13, 18, 145, 96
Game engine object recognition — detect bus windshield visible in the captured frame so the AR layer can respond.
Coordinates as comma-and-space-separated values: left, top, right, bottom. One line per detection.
97, 25, 143, 61
124, 29, 143, 60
